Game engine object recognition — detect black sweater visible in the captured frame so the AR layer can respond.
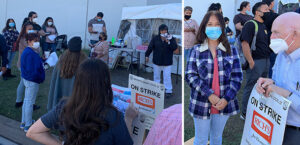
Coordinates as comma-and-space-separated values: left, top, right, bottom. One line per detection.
0, 34, 8, 67
145, 35, 177, 66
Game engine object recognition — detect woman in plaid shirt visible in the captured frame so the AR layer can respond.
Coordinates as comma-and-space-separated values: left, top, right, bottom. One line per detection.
2, 18, 19, 78
185, 11, 243, 145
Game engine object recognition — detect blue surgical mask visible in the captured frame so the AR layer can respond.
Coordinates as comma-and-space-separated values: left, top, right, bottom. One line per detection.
97, 19, 102, 22
27, 30, 35, 34
205, 27, 222, 40
246, 10, 252, 15
9, 22, 15, 27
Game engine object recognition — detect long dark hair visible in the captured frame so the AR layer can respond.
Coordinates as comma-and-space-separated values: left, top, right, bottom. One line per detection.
196, 11, 231, 54
42, 17, 55, 27
16, 23, 33, 50
2, 18, 16, 33
237, 1, 250, 11
60, 59, 115, 145
58, 49, 87, 78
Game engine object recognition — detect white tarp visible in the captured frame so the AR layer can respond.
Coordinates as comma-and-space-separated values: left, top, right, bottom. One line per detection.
121, 3, 181, 21
241, 86, 291, 145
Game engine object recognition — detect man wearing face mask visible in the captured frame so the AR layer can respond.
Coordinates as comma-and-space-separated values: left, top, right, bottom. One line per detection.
88, 12, 107, 45
256, 12, 300, 145
145, 24, 177, 98
262, 0, 279, 77
240, 2, 272, 120
23, 11, 41, 32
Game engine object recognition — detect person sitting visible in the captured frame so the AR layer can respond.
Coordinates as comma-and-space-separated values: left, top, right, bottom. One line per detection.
27, 59, 135, 145
91, 32, 109, 63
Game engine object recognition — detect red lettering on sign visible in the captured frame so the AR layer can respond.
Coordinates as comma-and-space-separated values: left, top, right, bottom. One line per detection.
136, 93, 155, 109
251, 110, 274, 144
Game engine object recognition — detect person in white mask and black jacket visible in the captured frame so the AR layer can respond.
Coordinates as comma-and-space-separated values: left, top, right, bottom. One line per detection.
145, 24, 177, 98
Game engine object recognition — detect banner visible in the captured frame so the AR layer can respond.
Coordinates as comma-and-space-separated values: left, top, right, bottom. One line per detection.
241, 86, 291, 145
128, 74, 164, 145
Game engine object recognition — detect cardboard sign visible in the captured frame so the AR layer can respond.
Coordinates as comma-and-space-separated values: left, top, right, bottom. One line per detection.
128, 74, 164, 129
241, 86, 291, 145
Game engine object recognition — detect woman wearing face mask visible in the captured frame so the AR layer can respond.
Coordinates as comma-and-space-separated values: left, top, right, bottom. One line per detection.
20, 33, 45, 132
185, 11, 243, 145
234, 1, 253, 39
2, 18, 19, 78
41, 17, 58, 53
184, 6, 199, 62
91, 32, 109, 62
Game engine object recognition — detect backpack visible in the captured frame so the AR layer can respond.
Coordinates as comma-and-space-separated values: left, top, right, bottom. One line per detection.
237, 20, 258, 70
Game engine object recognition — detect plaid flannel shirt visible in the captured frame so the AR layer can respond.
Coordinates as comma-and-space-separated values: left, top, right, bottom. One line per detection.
185, 42, 243, 119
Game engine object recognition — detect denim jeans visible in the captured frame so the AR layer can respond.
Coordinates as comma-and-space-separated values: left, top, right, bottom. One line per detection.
16, 74, 25, 103
193, 114, 229, 145
42, 42, 56, 52
7, 50, 16, 69
22, 79, 39, 127
153, 64, 172, 93
184, 49, 191, 62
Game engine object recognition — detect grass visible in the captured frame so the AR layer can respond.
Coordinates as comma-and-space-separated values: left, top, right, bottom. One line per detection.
184, 72, 247, 145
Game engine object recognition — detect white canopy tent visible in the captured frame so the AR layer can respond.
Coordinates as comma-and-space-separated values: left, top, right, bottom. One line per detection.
116, 3, 182, 74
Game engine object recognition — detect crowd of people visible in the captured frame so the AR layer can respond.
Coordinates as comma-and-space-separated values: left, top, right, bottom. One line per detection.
0, 9, 182, 145
184, 0, 300, 145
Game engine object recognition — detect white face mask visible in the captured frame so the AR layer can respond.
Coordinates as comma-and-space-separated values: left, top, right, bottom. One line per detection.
32, 42, 40, 49
269, 33, 294, 54
32, 18, 38, 23
160, 33, 168, 37
48, 22, 53, 26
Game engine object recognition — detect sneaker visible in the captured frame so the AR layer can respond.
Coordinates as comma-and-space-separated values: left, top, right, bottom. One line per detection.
33, 105, 40, 110
240, 112, 246, 120
23, 120, 35, 133
15, 102, 23, 108
20, 123, 25, 129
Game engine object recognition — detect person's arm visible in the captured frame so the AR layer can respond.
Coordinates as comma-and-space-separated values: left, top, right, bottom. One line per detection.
235, 23, 243, 31
169, 37, 178, 51
240, 22, 255, 69
242, 41, 254, 69
185, 48, 214, 100
102, 21, 107, 33
145, 38, 155, 62
26, 119, 61, 145
124, 103, 138, 138
223, 47, 243, 102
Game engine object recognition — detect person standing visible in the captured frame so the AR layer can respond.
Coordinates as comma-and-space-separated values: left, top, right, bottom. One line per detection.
185, 11, 243, 145
41, 17, 58, 53
240, 2, 272, 119
256, 12, 300, 145
22, 11, 41, 32
47, 36, 87, 111
184, 6, 199, 62
262, 0, 279, 77
88, 12, 107, 45
2, 18, 19, 78
145, 24, 177, 98
0, 34, 8, 80
20, 33, 45, 132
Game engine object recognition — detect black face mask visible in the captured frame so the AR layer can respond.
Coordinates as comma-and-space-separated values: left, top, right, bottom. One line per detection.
185, 15, 191, 20
99, 37, 102, 41
262, 12, 271, 21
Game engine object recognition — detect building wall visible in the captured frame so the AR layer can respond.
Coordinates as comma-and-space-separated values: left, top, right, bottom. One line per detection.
147, 0, 181, 5
0, 0, 147, 48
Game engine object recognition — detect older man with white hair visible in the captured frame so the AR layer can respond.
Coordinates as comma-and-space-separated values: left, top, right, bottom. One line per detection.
256, 12, 300, 145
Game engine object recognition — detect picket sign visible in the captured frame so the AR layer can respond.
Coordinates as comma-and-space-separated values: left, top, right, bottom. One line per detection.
241, 85, 291, 145
128, 74, 165, 145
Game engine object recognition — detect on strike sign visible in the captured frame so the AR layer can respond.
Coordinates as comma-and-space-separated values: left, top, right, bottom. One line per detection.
241, 86, 291, 145
128, 74, 164, 129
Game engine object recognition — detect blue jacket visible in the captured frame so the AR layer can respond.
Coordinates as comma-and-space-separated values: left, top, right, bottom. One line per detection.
21, 47, 45, 84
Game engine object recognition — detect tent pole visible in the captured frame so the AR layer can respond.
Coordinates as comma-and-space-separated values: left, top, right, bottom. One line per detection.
84, 0, 90, 49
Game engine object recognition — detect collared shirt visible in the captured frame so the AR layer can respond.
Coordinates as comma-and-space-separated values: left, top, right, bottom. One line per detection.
272, 48, 300, 127
185, 41, 243, 119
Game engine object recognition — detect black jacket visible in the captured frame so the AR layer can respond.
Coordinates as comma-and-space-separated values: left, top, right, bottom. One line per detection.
0, 34, 8, 67
145, 35, 177, 66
